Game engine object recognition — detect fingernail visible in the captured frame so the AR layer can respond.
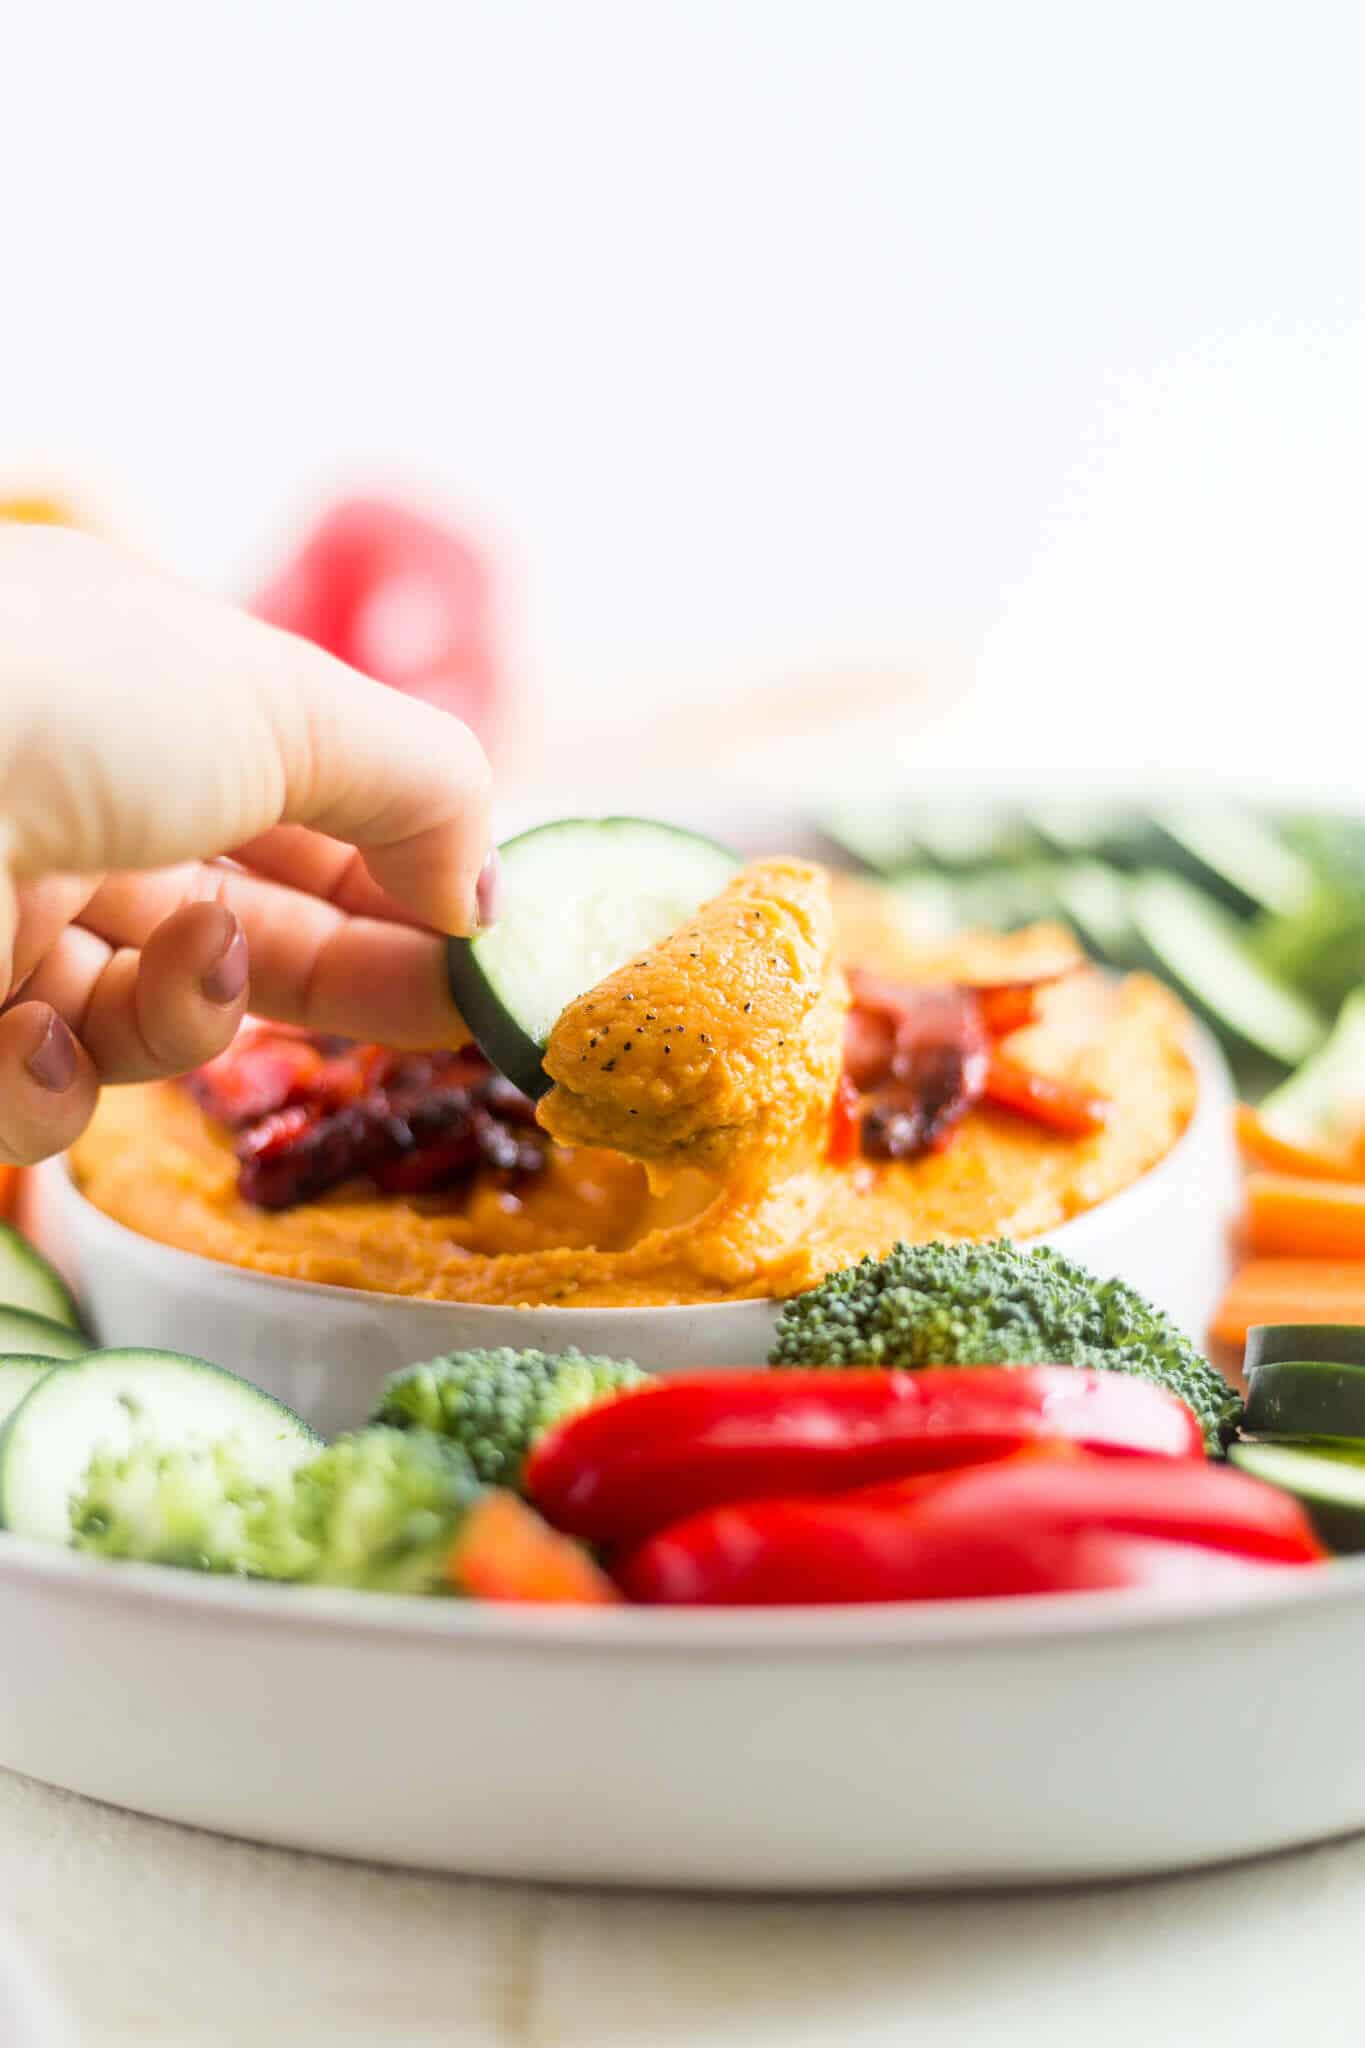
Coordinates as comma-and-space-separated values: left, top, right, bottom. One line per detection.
200, 908, 250, 1006
475, 850, 503, 931
26, 1010, 78, 1093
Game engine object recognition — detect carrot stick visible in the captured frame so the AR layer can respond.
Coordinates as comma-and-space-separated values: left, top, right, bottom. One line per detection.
1235, 1103, 1362, 1183
449, 1491, 622, 1605
1210, 1259, 1365, 1350
0, 1168, 16, 1220
1246, 1174, 1365, 1260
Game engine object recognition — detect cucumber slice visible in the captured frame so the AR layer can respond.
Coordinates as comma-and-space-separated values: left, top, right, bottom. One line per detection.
1245, 1361, 1365, 1439
1255, 989, 1365, 1164
0, 1349, 320, 1544
0, 1359, 65, 1430
1148, 807, 1319, 919
0, 1223, 80, 1330
447, 818, 738, 1098
1049, 862, 1137, 965
910, 811, 1042, 872
1229, 1440, 1365, 1553
1130, 871, 1326, 1068
0, 1305, 88, 1361
1245, 1323, 1365, 1373
817, 801, 921, 876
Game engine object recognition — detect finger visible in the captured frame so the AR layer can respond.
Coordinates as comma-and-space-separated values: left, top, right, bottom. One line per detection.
229, 825, 417, 926
1, 528, 493, 934
80, 867, 467, 1050
79, 903, 249, 1082
0, 1002, 98, 1166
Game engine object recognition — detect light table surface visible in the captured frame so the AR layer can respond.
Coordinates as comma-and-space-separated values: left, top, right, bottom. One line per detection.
3, 1766, 1362, 2047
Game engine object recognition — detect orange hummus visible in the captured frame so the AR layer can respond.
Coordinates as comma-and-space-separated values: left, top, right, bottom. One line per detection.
69, 861, 1198, 1307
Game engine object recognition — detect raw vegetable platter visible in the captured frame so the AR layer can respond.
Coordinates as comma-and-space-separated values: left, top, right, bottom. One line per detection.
0, 792, 1362, 1888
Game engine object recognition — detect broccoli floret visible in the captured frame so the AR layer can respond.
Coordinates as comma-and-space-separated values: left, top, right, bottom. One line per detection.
371, 1347, 653, 1485
70, 1427, 483, 1593
70, 1438, 292, 1575
264, 1427, 482, 1593
769, 1239, 1242, 1451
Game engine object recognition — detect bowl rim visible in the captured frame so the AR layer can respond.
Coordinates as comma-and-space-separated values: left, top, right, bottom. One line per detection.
45, 1019, 1231, 1323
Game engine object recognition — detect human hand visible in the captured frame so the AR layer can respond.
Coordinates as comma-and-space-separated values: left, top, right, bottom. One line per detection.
0, 525, 496, 1166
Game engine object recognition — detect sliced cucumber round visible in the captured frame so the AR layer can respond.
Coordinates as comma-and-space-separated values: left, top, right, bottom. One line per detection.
448, 818, 738, 1097
1245, 1323, 1365, 1374
0, 1359, 66, 1431
1245, 1361, 1365, 1440
1254, 990, 1365, 1164
1230, 1440, 1365, 1553
0, 1223, 81, 1330
0, 1349, 320, 1544
0, 1304, 88, 1362
1129, 871, 1326, 1068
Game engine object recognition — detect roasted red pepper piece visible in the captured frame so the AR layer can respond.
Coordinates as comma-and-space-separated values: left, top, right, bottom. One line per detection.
525, 1367, 1205, 1548
252, 497, 502, 742
839, 967, 1110, 1156
975, 984, 1039, 1036
617, 1451, 1322, 1605
187, 1030, 326, 1127
982, 1053, 1110, 1136
827, 1072, 863, 1165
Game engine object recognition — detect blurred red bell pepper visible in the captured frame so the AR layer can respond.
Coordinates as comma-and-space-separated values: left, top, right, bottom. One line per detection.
252, 496, 502, 743
524, 1367, 1205, 1549
617, 1453, 1322, 1605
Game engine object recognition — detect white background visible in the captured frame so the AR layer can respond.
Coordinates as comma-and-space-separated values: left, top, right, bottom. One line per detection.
4, 0, 1363, 798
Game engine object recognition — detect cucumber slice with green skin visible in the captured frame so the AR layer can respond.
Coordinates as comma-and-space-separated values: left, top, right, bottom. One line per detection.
1245, 1361, 1365, 1439
1129, 871, 1326, 1068
1245, 1323, 1365, 1373
1254, 989, 1365, 1162
0, 1305, 88, 1361
447, 818, 739, 1099
0, 1349, 320, 1544
1147, 808, 1319, 920
0, 1224, 81, 1330
1229, 1440, 1365, 1553
0, 1359, 66, 1431
817, 801, 922, 876
1049, 862, 1137, 966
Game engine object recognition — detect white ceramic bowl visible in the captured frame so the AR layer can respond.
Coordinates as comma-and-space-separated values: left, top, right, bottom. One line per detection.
22, 1025, 1237, 1436
0, 1528, 1358, 1888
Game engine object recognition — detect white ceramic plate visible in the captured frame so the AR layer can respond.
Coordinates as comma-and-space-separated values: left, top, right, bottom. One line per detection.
4, 1020, 1266, 1891
0, 1527, 1359, 1889
22, 1025, 1237, 1436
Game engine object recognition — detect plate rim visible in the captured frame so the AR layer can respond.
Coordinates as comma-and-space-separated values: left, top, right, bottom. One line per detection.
0, 1519, 1353, 1656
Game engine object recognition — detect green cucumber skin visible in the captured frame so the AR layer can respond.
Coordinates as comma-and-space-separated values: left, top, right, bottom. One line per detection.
0, 1223, 82, 1331
1245, 1324, 1365, 1373
447, 816, 738, 1099
1230, 1441, 1365, 1554
447, 940, 550, 1099
0, 1306, 88, 1362
1129, 872, 1325, 1068
1245, 1362, 1365, 1440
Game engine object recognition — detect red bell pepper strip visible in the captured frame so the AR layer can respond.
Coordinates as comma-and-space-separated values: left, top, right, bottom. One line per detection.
524, 1368, 1205, 1548
251, 496, 502, 743
448, 1492, 621, 1605
618, 1497, 1307, 1606
902, 1452, 1324, 1563
982, 1053, 1110, 1136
